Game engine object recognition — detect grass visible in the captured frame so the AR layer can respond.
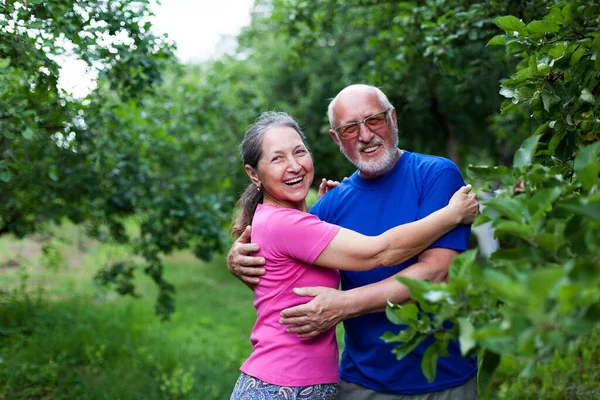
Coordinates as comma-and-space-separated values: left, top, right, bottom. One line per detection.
0, 222, 255, 399
0, 222, 599, 399
495, 331, 600, 399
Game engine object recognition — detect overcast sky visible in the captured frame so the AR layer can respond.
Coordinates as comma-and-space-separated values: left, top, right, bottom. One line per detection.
150, 0, 255, 62
60, 0, 254, 97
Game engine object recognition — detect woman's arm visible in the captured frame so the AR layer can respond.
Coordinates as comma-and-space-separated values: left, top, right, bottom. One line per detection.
313, 185, 478, 271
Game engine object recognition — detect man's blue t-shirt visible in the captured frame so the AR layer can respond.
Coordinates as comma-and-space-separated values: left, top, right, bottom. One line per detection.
310, 150, 477, 395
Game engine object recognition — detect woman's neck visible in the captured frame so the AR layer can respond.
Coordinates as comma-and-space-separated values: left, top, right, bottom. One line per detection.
263, 195, 307, 213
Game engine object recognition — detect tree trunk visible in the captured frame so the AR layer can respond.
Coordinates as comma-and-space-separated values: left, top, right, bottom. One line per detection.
429, 87, 458, 164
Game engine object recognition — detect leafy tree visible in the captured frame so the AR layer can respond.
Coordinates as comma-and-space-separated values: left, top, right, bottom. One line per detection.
0, 1, 238, 318
384, 1, 599, 396
236, 0, 534, 173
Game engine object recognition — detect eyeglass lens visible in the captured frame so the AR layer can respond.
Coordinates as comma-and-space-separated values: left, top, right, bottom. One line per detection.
339, 111, 387, 138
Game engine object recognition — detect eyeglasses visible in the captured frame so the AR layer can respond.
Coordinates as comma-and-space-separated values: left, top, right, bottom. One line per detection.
333, 109, 391, 140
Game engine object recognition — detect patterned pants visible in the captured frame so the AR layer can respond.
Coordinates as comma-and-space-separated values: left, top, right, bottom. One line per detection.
230, 372, 337, 400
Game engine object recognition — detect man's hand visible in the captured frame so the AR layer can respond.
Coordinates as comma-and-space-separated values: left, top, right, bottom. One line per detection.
227, 225, 266, 287
279, 287, 349, 338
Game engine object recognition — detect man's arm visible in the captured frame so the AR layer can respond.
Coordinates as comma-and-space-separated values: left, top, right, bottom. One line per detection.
279, 247, 458, 337
227, 225, 266, 289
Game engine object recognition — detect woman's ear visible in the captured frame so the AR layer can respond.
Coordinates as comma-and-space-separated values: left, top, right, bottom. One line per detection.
245, 165, 261, 189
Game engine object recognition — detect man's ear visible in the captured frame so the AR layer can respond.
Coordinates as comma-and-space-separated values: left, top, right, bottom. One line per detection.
329, 129, 342, 150
245, 165, 261, 188
390, 108, 398, 132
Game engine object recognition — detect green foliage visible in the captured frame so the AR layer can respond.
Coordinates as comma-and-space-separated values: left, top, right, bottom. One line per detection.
385, 1, 600, 396
230, 0, 530, 175
0, 1, 240, 318
2, 224, 600, 398
0, 231, 255, 399
495, 330, 600, 398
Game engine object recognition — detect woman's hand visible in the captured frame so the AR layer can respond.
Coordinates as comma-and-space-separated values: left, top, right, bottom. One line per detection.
317, 178, 341, 199
448, 184, 480, 224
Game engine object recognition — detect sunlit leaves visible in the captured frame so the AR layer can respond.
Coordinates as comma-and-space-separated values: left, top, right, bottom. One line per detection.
494, 15, 525, 35
513, 134, 541, 169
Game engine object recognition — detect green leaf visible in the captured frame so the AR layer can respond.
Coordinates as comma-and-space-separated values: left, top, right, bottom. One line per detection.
514, 86, 533, 101
3, 131, 15, 139
482, 270, 528, 303
494, 16, 525, 35
485, 197, 526, 222
0, 58, 10, 69
528, 187, 562, 224
386, 305, 405, 325
562, 3, 574, 22
0, 170, 11, 182
548, 43, 567, 59
528, 266, 566, 313
513, 134, 542, 169
468, 165, 513, 185
387, 303, 419, 324
392, 333, 427, 360
381, 328, 414, 343
574, 141, 600, 172
528, 267, 564, 304
578, 162, 600, 191
525, 20, 560, 35
580, 89, 595, 104
533, 121, 550, 136
486, 35, 507, 46
494, 221, 533, 241
506, 40, 530, 54
22, 127, 34, 140
528, 55, 538, 75
490, 246, 538, 261
396, 276, 431, 303
499, 86, 514, 98
458, 317, 476, 356
421, 343, 440, 383
557, 200, 600, 221
473, 214, 491, 226
545, 7, 564, 24
548, 130, 567, 154
449, 249, 477, 279
541, 91, 561, 112
478, 350, 501, 400
570, 46, 587, 65
536, 231, 565, 253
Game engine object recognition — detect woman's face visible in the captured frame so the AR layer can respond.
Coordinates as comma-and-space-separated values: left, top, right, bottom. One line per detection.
248, 125, 314, 211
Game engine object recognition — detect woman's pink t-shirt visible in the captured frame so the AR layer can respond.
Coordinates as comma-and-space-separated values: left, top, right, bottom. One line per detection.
240, 203, 342, 386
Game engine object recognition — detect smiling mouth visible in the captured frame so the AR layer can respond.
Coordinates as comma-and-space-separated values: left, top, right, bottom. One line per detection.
284, 177, 304, 186
363, 145, 379, 153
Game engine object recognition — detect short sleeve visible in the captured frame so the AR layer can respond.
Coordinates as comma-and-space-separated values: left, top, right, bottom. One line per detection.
266, 209, 341, 264
417, 167, 470, 251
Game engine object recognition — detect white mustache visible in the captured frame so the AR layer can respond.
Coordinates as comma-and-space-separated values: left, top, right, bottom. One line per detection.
357, 137, 384, 152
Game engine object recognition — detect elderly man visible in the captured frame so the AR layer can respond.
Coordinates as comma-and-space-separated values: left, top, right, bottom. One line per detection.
228, 84, 477, 399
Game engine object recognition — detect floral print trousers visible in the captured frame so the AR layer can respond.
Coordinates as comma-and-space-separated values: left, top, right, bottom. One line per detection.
230, 372, 337, 400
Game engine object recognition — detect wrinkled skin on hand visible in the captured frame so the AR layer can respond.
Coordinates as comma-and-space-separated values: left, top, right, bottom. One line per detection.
279, 286, 348, 338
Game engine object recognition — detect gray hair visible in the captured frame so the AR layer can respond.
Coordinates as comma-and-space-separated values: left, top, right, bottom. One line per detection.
231, 111, 309, 239
327, 84, 393, 129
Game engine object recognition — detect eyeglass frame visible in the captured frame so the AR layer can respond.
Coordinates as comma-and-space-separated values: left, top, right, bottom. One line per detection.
333, 108, 392, 140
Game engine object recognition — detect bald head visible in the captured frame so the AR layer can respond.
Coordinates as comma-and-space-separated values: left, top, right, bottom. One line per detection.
327, 85, 393, 129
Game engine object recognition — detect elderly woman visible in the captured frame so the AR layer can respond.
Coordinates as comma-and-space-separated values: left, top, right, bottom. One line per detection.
230, 112, 478, 400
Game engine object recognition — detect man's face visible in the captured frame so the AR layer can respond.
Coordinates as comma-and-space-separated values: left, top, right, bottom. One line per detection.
329, 91, 399, 178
